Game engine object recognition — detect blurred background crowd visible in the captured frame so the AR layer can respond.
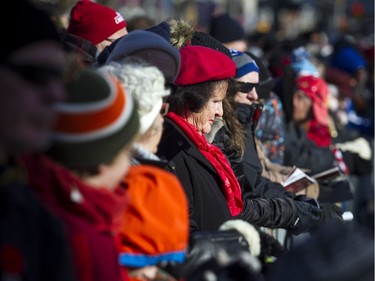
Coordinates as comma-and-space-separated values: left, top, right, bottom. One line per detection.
32, 0, 375, 142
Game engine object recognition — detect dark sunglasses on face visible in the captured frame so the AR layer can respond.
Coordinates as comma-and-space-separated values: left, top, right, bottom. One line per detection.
3, 61, 63, 86
238, 81, 259, 93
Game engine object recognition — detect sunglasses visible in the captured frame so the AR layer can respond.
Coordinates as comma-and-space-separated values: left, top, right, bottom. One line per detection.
4, 61, 63, 86
238, 81, 259, 93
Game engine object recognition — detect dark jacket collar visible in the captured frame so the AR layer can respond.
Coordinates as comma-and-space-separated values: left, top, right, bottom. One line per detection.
158, 118, 217, 174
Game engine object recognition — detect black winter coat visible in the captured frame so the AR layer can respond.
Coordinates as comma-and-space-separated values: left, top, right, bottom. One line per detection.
283, 122, 336, 175
157, 118, 299, 232
213, 103, 292, 199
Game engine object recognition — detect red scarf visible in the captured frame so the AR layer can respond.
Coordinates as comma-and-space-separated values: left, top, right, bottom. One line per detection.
167, 112, 243, 216
307, 119, 331, 147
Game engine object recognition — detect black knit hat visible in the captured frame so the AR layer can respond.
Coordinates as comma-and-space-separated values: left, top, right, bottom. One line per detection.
247, 52, 275, 100
209, 13, 245, 44
191, 31, 231, 58
1, 0, 61, 62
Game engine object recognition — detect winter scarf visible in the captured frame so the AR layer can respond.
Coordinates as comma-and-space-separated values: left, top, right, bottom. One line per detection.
21, 154, 130, 281
167, 112, 243, 216
307, 119, 331, 147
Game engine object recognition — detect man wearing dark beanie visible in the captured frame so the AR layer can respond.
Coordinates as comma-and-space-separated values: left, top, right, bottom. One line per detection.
0, 0, 76, 280
209, 13, 248, 52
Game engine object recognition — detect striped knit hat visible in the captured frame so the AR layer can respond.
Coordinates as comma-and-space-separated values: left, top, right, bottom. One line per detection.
48, 69, 139, 171
230, 49, 259, 78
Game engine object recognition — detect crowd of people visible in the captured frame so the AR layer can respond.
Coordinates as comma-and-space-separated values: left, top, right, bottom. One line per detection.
1, 0, 373, 281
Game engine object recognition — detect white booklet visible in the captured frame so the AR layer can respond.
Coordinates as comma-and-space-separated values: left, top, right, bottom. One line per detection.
312, 166, 342, 181
282, 166, 342, 193
281, 167, 316, 193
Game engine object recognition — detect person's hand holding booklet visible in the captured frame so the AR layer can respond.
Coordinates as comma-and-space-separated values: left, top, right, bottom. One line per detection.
282, 166, 343, 193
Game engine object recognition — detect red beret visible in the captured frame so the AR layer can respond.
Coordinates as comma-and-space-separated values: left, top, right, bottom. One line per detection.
175, 45, 236, 86
67, 0, 126, 45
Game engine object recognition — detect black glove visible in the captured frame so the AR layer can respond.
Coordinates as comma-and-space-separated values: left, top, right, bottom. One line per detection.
289, 200, 322, 235
257, 229, 286, 278
258, 230, 286, 261
318, 203, 344, 226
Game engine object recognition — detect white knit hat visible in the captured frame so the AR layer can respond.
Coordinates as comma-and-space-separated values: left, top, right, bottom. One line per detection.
100, 62, 170, 134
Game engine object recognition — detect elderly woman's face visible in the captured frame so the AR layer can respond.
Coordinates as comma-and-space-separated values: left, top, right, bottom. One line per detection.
187, 82, 227, 135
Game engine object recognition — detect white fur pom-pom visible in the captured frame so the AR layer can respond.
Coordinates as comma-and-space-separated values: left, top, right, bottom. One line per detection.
219, 220, 261, 257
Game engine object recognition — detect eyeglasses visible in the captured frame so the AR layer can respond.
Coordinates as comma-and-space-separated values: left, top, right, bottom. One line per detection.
238, 81, 259, 93
4, 61, 63, 86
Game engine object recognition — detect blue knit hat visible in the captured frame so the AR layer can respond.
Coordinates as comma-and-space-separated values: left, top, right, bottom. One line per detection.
230, 49, 259, 78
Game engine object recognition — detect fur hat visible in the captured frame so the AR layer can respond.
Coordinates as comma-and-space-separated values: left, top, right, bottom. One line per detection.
230, 49, 259, 78
209, 13, 245, 44
175, 45, 236, 86
2, 0, 61, 62
146, 18, 195, 50
48, 69, 139, 171
100, 62, 170, 134
119, 165, 189, 267
105, 30, 180, 83
67, 0, 126, 45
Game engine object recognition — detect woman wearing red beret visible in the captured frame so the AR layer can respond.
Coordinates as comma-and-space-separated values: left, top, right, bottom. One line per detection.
157, 45, 324, 234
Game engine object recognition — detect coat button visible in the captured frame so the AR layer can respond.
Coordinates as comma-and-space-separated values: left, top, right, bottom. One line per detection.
177, 141, 183, 146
